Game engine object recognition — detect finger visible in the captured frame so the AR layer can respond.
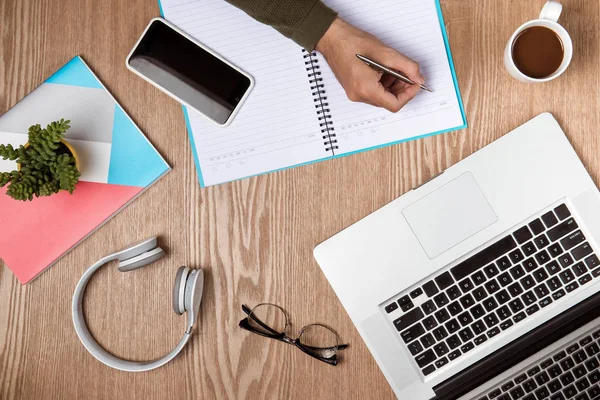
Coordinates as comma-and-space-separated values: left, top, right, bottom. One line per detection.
366, 83, 407, 113
380, 49, 424, 84
381, 74, 397, 89
390, 83, 421, 109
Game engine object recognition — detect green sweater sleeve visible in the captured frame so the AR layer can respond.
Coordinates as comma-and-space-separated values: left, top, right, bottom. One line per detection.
224, 0, 337, 51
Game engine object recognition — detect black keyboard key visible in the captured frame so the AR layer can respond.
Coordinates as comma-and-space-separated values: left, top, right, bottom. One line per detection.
423, 281, 439, 297
535, 250, 551, 265
522, 291, 537, 305
533, 268, 549, 283
554, 351, 567, 361
561, 372, 575, 386
401, 323, 426, 343
534, 387, 550, 400
523, 258, 538, 273
534, 283, 550, 298
486, 279, 501, 294
451, 235, 517, 281
473, 287, 488, 302
565, 282, 579, 293
548, 277, 562, 291
459, 327, 474, 342
445, 319, 461, 334
522, 241, 537, 257
548, 378, 563, 393
588, 386, 600, 399
528, 366, 541, 376
502, 381, 515, 391
512, 388, 526, 400
415, 349, 436, 367
500, 319, 513, 330
448, 301, 463, 316
561, 358, 575, 371
541, 359, 554, 368
521, 275, 537, 290
422, 364, 436, 376
573, 349, 587, 364
489, 388, 502, 399
497, 305, 512, 320
433, 326, 449, 341
523, 378, 538, 393
560, 270, 575, 284
567, 343, 580, 354
435, 309, 451, 324
474, 334, 487, 346
510, 298, 525, 313
484, 297, 499, 312
448, 349, 461, 361
509, 249, 525, 264
485, 264, 500, 278
585, 357, 599, 372
447, 285, 462, 300
591, 369, 600, 383
515, 226, 534, 244
385, 302, 399, 313
561, 231, 585, 251
562, 385, 576, 399
542, 211, 559, 228
484, 313, 500, 328
434, 357, 449, 369
546, 261, 562, 276
434, 341, 449, 357
434, 292, 450, 307
508, 282, 524, 297
549, 243, 563, 258
510, 265, 526, 280
457, 311, 473, 326
472, 320, 487, 335
394, 308, 425, 331
435, 272, 455, 291
553, 289, 566, 301
592, 267, 600, 278
548, 218, 578, 242
530, 219, 545, 235
497, 256, 512, 271
460, 293, 476, 309
585, 255, 599, 269
555, 204, 571, 220
526, 304, 540, 315
472, 271, 488, 286
516, 374, 528, 384
459, 278, 474, 293
423, 316, 438, 330
559, 254, 575, 268
513, 311, 526, 323
578, 274, 592, 286
447, 334, 461, 349
574, 365, 587, 379
496, 289, 511, 304
471, 304, 485, 319
549, 364, 563, 378
576, 377, 590, 392
534, 234, 550, 249
487, 326, 501, 338
410, 287, 423, 298
573, 243, 593, 261
401, 299, 414, 311
422, 300, 437, 315
539, 296, 553, 308
408, 340, 424, 355
579, 336, 592, 346
461, 342, 474, 353
498, 272, 514, 287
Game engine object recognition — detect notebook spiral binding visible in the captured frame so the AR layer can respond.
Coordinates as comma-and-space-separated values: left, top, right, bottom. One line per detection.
303, 49, 338, 152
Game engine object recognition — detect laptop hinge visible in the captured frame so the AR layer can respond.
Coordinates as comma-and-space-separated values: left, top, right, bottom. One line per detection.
431, 290, 600, 400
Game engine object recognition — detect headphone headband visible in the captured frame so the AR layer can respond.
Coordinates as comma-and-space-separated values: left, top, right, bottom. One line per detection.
71, 237, 201, 372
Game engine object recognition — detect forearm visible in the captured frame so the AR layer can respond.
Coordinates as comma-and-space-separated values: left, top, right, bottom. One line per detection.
224, 0, 337, 50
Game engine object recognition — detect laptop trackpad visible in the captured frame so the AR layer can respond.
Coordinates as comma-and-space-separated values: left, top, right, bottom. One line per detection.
402, 172, 497, 259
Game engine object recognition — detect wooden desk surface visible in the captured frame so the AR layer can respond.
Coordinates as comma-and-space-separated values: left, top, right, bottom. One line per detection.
2, 0, 599, 398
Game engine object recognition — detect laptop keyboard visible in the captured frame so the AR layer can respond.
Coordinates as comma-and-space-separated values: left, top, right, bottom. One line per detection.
383, 203, 600, 377
477, 327, 600, 400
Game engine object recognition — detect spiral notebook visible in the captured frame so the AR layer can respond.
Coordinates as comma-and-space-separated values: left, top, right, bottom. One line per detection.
159, 0, 466, 187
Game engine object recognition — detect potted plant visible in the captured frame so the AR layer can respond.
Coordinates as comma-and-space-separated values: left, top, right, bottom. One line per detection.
0, 119, 81, 201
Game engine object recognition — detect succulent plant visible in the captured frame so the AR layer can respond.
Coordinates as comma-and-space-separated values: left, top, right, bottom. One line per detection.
0, 119, 80, 201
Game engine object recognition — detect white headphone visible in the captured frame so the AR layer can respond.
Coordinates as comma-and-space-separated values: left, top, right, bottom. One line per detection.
71, 237, 204, 372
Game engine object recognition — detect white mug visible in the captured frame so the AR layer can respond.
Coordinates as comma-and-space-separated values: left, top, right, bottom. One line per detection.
504, 1, 573, 83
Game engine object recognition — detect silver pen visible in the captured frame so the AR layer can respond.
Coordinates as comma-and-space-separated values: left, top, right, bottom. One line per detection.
356, 54, 432, 93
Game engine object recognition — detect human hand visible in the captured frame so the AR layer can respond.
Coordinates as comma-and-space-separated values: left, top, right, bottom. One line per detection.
315, 18, 424, 113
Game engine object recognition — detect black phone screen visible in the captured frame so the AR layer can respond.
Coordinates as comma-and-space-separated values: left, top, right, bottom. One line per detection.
129, 19, 252, 125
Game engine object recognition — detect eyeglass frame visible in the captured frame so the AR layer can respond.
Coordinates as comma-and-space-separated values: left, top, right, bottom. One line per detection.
239, 303, 349, 366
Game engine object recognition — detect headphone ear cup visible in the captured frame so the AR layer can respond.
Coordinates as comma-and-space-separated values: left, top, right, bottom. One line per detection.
172, 266, 190, 315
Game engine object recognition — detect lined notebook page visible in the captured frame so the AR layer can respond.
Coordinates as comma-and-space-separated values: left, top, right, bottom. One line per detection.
161, 0, 328, 186
319, 0, 465, 155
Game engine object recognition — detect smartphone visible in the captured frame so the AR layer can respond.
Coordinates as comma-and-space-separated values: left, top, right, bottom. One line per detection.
126, 18, 254, 127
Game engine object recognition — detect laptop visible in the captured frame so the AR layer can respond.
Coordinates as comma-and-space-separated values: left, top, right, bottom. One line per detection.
314, 113, 600, 400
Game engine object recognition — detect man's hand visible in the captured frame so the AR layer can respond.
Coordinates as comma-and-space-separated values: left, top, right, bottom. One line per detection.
316, 18, 424, 113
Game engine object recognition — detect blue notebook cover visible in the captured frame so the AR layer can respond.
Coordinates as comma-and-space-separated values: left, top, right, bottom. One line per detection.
159, 0, 466, 188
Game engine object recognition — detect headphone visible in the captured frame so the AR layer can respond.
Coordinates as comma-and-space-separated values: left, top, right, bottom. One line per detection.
72, 237, 204, 372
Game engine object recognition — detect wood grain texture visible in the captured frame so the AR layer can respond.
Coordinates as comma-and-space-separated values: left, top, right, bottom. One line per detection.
1, 0, 600, 398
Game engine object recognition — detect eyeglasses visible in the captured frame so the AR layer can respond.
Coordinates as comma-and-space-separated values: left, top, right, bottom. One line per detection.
239, 303, 348, 366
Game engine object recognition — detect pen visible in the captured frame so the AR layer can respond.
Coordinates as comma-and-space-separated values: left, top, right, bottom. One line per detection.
356, 54, 432, 93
